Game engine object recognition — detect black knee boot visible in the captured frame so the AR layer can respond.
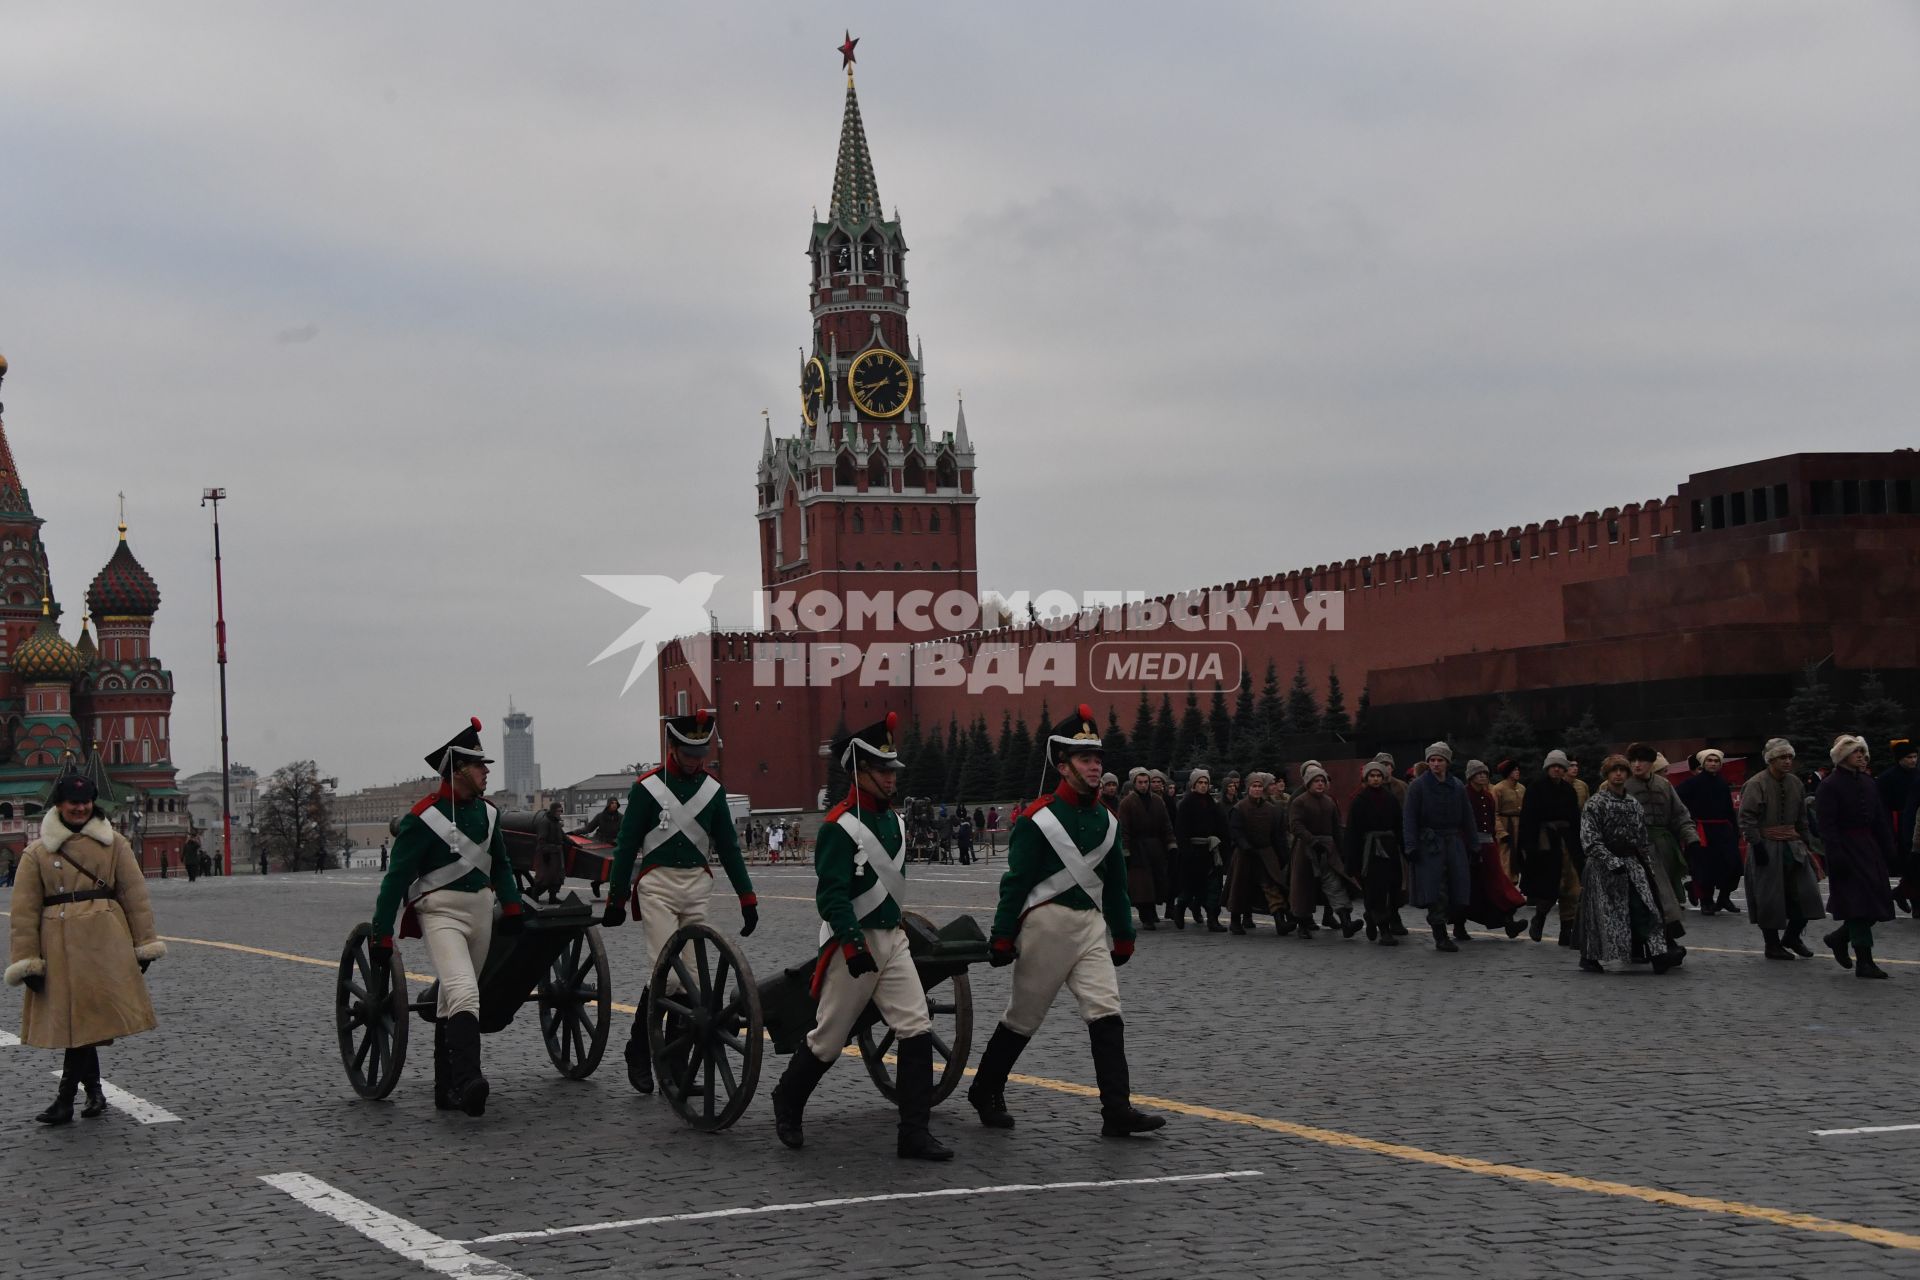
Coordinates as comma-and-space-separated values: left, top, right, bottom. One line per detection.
1763, 928, 1794, 960
1089, 1015, 1165, 1137
1822, 925, 1854, 970
76, 1047, 105, 1118
896, 1033, 955, 1161
433, 1020, 457, 1110
1431, 910, 1458, 952
771, 1049, 833, 1149
1529, 904, 1550, 942
625, 993, 654, 1095
966, 1023, 1030, 1129
443, 1011, 489, 1116
1338, 908, 1364, 938
36, 1051, 80, 1125
1782, 921, 1814, 958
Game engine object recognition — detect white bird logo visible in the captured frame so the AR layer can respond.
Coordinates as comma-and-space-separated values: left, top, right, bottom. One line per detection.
583, 572, 723, 697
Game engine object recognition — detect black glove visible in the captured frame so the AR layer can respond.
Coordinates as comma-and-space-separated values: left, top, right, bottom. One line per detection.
1753, 843, 1769, 868
989, 937, 1017, 968
368, 935, 393, 965
844, 944, 878, 979
23, 973, 44, 994
739, 900, 759, 937
138, 958, 152, 974
496, 904, 526, 936
601, 899, 627, 928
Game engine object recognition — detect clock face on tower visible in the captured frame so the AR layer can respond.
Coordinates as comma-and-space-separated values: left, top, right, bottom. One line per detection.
847, 349, 913, 419
801, 357, 827, 426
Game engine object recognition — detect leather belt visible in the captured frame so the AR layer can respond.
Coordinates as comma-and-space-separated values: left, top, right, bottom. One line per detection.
44, 888, 114, 907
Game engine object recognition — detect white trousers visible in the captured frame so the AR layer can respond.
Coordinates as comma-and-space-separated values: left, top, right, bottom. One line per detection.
805, 926, 931, 1064
1001, 903, 1123, 1037
417, 887, 494, 1019
637, 866, 711, 991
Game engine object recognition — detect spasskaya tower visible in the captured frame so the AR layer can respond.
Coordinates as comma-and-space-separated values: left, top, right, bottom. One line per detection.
755, 34, 979, 608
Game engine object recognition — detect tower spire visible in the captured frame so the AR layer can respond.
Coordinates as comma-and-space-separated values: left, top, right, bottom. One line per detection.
829, 35, 882, 223
0, 353, 32, 517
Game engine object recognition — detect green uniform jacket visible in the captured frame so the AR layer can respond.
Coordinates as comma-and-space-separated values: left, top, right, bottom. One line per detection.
371, 792, 523, 938
608, 765, 754, 903
992, 784, 1135, 944
815, 792, 905, 946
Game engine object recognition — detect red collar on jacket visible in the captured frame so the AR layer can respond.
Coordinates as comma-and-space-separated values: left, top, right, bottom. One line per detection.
849, 784, 894, 810
1053, 779, 1098, 808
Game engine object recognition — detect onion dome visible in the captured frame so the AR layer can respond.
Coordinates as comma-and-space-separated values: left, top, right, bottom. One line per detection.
15, 600, 80, 682
87, 522, 161, 617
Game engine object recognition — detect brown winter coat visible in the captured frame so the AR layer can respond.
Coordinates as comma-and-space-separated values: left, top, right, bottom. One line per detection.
6, 813, 165, 1049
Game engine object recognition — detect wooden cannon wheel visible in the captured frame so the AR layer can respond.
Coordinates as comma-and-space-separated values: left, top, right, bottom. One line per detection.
336, 924, 409, 1100
538, 925, 612, 1079
854, 912, 974, 1106
648, 922, 763, 1132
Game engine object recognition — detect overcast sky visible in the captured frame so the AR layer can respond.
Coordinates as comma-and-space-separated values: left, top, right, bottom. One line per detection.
2, 3, 1916, 793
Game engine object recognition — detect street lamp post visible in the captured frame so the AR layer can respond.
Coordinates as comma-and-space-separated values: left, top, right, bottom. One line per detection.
201, 487, 233, 876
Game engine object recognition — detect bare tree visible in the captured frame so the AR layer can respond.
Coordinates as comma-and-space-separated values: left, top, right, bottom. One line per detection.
256, 761, 339, 872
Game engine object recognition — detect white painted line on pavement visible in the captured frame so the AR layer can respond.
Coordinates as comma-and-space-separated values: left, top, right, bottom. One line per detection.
262, 1173, 529, 1279
45, 1072, 181, 1124
1813, 1123, 1920, 1137
465, 1170, 1265, 1244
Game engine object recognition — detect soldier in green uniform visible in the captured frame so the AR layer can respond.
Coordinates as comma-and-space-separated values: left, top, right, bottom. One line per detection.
599, 708, 758, 1095
967, 705, 1166, 1138
770, 712, 953, 1161
366, 718, 527, 1116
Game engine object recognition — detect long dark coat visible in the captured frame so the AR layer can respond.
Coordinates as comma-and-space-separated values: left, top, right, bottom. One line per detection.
1287, 789, 1348, 911
1517, 773, 1582, 902
1118, 788, 1175, 906
1226, 796, 1289, 914
1402, 771, 1475, 910
1817, 765, 1897, 922
1676, 769, 1743, 895
1345, 784, 1404, 919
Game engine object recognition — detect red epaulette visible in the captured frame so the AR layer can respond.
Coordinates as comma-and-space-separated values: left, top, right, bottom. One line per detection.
634, 766, 663, 785
823, 798, 854, 825
1017, 794, 1055, 822
409, 783, 452, 817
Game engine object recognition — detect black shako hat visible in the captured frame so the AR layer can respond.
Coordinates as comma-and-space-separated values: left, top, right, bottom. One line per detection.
834, 711, 901, 771
664, 708, 716, 754
1046, 703, 1104, 765
426, 717, 492, 775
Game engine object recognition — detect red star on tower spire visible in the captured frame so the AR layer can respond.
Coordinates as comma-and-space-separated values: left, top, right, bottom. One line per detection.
839, 30, 859, 78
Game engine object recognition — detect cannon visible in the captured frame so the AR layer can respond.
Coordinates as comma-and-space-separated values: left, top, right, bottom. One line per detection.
641, 911, 989, 1131
498, 809, 614, 899
335, 897, 613, 1099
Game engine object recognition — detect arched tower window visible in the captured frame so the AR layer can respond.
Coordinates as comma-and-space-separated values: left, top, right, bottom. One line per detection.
860, 230, 884, 273
867, 455, 888, 489
851, 509, 864, 533
904, 455, 925, 489
835, 453, 855, 488
936, 454, 958, 488
892, 509, 903, 533
930, 510, 941, 532
828, 232, 852, 274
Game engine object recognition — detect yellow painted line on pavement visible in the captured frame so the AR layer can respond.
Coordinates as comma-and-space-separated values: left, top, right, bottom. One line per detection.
20, 915, 1920, 1252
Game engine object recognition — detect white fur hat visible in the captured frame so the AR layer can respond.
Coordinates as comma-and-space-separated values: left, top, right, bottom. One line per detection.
1361, 759, 1389, 780
1463, 759, 1490, 780
1543, 749, 1570, 769
1302, 764, 1328, 786
1763, 737, 1795, 762
1830, 733, 1869, 766
1424, 741, 1453, 764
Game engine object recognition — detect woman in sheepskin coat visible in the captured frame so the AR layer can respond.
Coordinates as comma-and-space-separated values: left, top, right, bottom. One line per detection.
5, 775, 165, 1123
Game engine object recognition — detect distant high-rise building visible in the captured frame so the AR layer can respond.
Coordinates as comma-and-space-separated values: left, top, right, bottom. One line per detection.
502, 699, 540, 805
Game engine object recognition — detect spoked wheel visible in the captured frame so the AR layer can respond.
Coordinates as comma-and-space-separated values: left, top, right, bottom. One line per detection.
648, 922, 762, 1132
336, 924, 409, 1100
856, 912, 974, 1105
539, 926, 612, 1079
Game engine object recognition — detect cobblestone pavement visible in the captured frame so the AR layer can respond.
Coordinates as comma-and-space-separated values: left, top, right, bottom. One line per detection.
3, 867, 1919, 1278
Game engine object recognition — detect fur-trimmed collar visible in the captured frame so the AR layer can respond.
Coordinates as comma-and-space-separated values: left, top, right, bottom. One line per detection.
41, 810, 115, 853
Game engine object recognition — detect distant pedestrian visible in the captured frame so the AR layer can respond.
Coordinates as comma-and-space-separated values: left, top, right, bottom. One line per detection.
182, 835, 202, 883
3, 847, 16, 887
956, 814, 974, 865
160, 848, 170, 880
1817, 734, 1897, 980
379, 839, 389, 871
